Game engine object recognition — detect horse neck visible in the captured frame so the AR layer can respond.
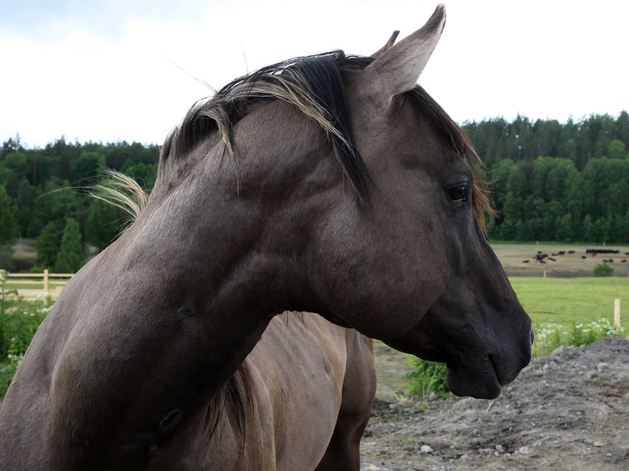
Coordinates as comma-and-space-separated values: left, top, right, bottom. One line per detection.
141, 102, 339, 316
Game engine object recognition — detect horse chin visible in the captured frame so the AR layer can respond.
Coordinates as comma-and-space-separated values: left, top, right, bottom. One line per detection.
445, 362, 502, 400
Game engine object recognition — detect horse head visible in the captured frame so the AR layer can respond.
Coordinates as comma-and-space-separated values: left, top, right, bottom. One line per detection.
300, 5, 533, 399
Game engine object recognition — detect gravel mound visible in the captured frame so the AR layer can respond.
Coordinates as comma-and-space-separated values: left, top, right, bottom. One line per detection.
361, 336, 629, 471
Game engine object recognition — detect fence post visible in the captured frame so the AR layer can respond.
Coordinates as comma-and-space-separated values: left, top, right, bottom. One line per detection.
615, 299, 621, 328
43, 269, 49, 293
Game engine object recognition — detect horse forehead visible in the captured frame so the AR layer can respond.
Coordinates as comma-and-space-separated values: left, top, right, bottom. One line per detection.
350, 96, 461, 173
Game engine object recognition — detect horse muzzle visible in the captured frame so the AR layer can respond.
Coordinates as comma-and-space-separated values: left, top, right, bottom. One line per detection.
383, 312, 534, 400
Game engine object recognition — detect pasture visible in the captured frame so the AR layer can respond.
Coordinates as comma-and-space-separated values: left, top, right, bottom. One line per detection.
510, 277, 627, 327
491, 242, 629, 278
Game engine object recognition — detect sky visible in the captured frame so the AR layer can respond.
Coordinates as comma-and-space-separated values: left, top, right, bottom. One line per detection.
1, 0, 627, 148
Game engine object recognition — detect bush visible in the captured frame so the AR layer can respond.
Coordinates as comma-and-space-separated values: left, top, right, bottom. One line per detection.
0, 283, 51, 399
593, 262, 614, 277
405, 358, 449, 399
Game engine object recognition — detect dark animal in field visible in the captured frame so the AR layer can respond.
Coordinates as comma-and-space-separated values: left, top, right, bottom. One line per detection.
587, 249, 620, 256
548, 257, 556, 262
568, 250, 575, 254
622, 260, 627, 263
0, 6, 533, 470
522, 260, 529, 263
582, 256, 587, 259
535, 253, 548, 262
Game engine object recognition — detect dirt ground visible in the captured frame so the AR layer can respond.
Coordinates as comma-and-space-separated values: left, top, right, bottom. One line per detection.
360, 336, 629, 471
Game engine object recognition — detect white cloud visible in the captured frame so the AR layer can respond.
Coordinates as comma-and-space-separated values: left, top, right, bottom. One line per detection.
1, 0, 627, 147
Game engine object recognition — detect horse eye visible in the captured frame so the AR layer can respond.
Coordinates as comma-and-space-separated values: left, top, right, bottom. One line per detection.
448, 185, 467, 201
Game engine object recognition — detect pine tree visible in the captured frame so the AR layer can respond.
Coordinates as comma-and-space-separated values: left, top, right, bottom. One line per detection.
0, 185, 18, 269
35, 220, 65, 270
54, 218, 84, 273
0, 185, 18, 247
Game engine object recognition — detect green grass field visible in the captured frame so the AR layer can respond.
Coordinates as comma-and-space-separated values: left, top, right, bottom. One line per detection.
509, 277, 627, 356
510, 277, 627, 326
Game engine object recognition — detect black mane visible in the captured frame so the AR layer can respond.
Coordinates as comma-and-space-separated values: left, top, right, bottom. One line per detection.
160, 50, 490, 221
162, 51, 374, 206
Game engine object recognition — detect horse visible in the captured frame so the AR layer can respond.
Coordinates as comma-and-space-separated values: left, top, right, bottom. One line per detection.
189, 311, 376, 471
55, 170, 378, 470
0, 5, 534, 470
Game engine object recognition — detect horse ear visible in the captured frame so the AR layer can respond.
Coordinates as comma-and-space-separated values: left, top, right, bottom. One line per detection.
361, 4, 446, 109
370, 31, 400, 59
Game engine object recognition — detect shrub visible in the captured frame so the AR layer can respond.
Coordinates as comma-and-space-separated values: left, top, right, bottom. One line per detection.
593, 262, 614, 277
405, 358, 449, 398
0, 289, 51, 399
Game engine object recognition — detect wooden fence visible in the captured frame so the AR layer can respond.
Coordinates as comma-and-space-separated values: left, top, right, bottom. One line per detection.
3, 270, 73, 300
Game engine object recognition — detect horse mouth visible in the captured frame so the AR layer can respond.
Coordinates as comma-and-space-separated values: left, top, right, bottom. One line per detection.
445, 354, 505, 400
383, 329, 528, 400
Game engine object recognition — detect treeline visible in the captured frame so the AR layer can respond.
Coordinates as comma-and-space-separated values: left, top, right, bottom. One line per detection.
461, 112, 629, 243
0, 137, 160, 271
1, 112, 628, 272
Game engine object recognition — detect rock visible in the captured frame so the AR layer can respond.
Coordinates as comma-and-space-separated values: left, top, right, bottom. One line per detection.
427, 392, 439, 401
495, 444, 504, 452
597, 362, 608, 373
550, 345, 566, 357
420, 445, 433, 454
518, 446, 531, 455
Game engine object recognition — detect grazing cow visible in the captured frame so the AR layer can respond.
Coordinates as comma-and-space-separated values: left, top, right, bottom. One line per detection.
582, 256, 587, 259
522, 260, 529, 263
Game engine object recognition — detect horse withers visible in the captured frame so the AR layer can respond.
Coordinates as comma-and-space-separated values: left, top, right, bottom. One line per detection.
0, 4, 533, 470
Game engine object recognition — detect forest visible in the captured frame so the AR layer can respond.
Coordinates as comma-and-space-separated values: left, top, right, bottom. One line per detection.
0, 111, 628, 272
